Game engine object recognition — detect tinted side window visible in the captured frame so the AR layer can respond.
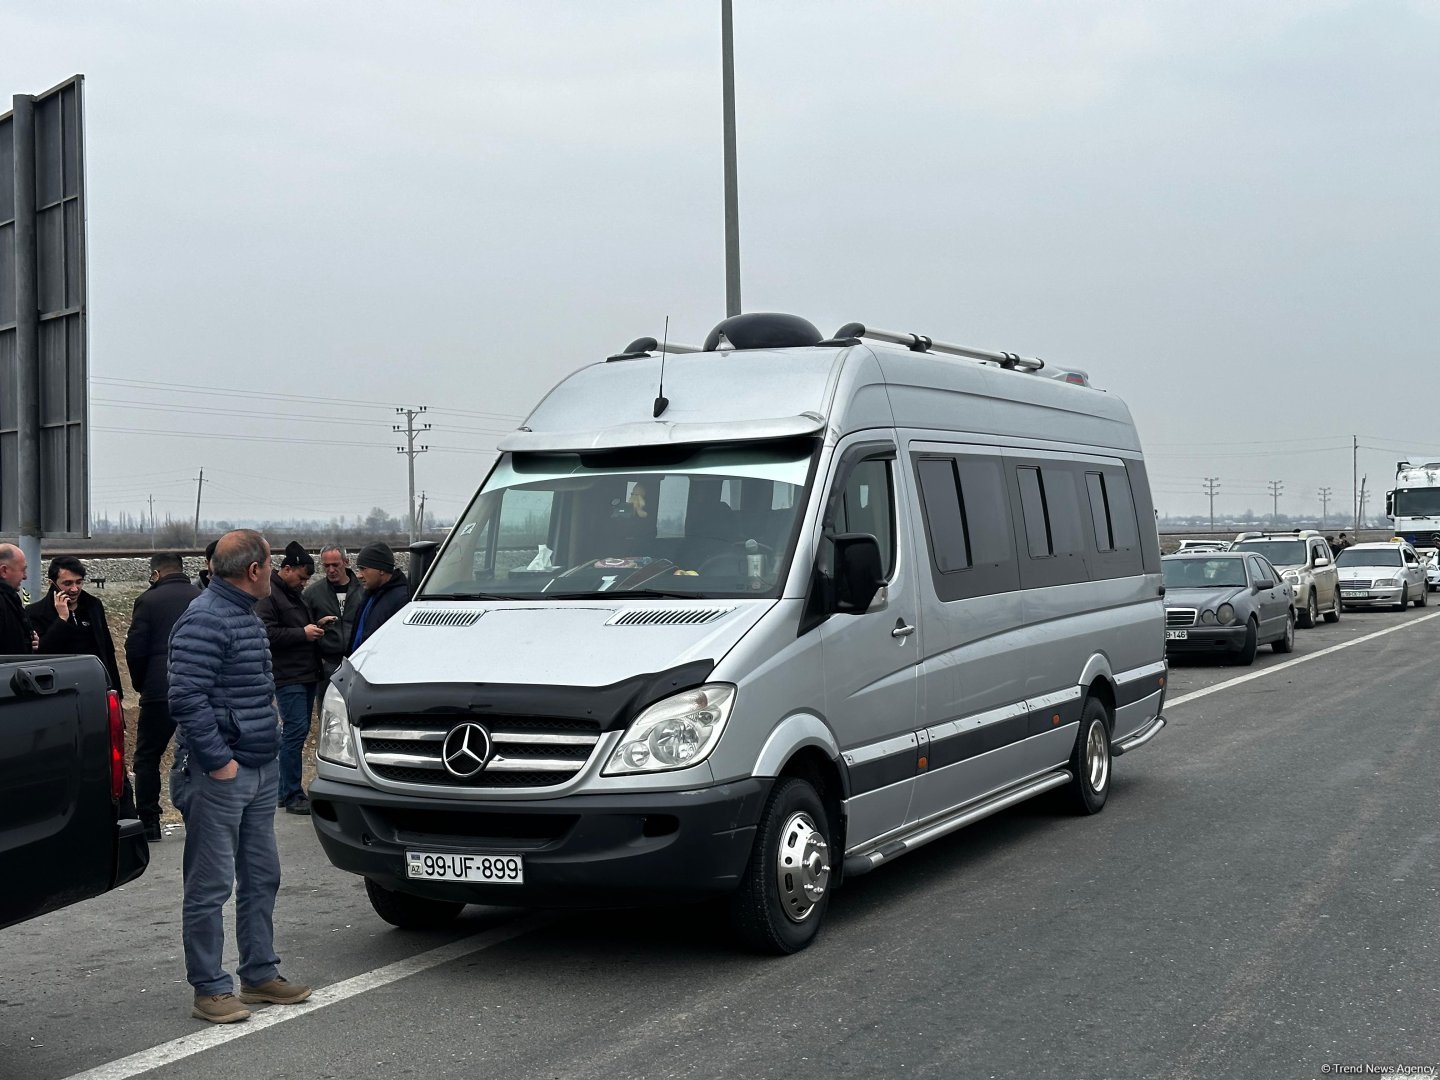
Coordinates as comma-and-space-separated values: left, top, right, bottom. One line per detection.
1109, 470, 1141, 550
836, 458, 895, 577
1043, 467, 1085, 556
910, 451, 1020, 602
1017, 467, 1051, 558
916, 457, 970, 572
1086, 472, 1113, 551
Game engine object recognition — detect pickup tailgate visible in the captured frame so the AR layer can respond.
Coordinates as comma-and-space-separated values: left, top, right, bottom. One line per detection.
0, 655, 146, 929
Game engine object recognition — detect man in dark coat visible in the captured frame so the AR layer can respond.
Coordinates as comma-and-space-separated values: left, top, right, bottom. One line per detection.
125, 552, 201, 841
0, 543, 39, 655
255, 541, 323, 815
302, 544, 364, 684
26, 556, 124, 695
348, 542, 410, 654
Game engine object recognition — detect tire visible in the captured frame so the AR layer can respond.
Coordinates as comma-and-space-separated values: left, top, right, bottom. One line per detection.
1298, 590, 1318, 629
1323, 590, 1341, 623
1063, 697, 1112, 815
1272, 610, 1295, 653
730, 777, 833, 954
364, 878, 465, 930
1394, 586, 1408, 613
1417, 586, 1428, 608
1234, 618, 1259, 666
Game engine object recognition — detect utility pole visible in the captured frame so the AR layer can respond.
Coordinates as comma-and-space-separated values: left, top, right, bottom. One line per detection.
1353, 434, 1359, 534
721, 0, 742, 317
1318, 486, 1332, 529
1268, 479, 1284, 527
417, 491, 427, 536
1358, 475, 1368, 530
192, 468, 205, 546
394, 407, 431, 544
1203, 477, 1220, 534
148, 493, 156, 550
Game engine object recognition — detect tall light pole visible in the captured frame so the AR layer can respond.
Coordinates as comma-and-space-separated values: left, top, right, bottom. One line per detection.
721, 0, 742, 317
1203, 476, 1220, 534
1268, 479, 1284, 527
394, 406, 431, 545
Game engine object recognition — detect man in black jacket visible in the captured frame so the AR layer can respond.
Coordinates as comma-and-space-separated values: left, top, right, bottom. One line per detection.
302, 544, 364, 684
0, 543, 39, 655
125, 553, 201, 841
26, 556, 124, 695
348, 542, 410, 654
256, 542, 323, 815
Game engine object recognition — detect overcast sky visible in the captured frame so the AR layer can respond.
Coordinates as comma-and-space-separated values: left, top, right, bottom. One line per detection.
4, 1, 1438, 531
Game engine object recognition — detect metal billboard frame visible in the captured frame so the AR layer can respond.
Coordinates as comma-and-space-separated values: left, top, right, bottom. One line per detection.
1, 74, 89, 550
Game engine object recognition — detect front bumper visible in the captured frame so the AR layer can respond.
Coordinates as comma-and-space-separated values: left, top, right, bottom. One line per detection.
1339, 585, 1404, 607
308, 776, 772, 907
1164, 625, 1247, 654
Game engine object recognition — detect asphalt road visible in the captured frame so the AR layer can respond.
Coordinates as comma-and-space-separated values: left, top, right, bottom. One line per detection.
3, 604, 1438, 1080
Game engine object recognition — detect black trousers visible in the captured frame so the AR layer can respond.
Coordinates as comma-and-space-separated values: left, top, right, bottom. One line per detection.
133, 699, 175, 824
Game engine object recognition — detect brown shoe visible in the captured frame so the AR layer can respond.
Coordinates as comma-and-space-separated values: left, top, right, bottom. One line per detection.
238, 976, 312, 1005
192, 993, 251, 1024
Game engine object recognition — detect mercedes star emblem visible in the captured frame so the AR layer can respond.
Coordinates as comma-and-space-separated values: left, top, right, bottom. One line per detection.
441, 722, 492, 778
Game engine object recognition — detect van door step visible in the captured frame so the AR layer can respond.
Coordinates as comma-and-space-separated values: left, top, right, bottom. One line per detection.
843, 770, 1073, 877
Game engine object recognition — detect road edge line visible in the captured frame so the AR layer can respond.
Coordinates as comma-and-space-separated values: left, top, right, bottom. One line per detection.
61, 913, 551, 1080
1165, 609, 1440, 710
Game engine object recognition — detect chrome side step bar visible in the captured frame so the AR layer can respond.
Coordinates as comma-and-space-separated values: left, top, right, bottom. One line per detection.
1111, 713, 1166, 757
843, 770, 1072, 878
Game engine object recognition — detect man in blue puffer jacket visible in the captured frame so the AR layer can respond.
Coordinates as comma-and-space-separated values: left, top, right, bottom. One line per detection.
168, 529, 312, 1025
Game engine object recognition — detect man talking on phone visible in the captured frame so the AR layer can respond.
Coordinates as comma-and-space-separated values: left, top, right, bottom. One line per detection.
26, 556, 124, 694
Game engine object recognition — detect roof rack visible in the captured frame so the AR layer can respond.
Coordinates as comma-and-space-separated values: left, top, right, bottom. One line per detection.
831, 322, 1045, 373
606, 337, 704, 362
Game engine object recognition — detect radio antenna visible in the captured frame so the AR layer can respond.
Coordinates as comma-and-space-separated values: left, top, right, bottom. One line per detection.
653, 315, 671, 418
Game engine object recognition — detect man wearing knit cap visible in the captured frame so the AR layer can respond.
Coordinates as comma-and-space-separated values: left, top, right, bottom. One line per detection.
255, 542, 324, 815
348, 542, 411, 654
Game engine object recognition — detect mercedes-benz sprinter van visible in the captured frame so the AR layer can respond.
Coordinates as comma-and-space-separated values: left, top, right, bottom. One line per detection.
310, 313, 1168, 953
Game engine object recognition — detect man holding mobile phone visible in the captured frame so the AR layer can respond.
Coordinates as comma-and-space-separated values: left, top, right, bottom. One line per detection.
302, 544, 364, 685
26, 556, 124, 695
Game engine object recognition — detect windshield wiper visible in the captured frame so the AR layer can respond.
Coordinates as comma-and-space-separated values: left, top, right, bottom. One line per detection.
540, 589, 714, 600
422, 592, 524, 601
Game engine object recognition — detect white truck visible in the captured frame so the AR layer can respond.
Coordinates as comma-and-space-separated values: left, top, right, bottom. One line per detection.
1387, 461, 1440, 590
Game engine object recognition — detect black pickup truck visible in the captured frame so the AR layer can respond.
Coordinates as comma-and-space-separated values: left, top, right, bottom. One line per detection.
0, 654, 149, 929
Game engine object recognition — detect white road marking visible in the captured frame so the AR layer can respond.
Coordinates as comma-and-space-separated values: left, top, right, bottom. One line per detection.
1165, 609, 1440, 710
62, 913, 551, 1080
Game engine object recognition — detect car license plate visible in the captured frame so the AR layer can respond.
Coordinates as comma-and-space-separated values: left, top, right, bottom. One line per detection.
1165, 629, 1188, 640
406, 851, 523, 884
1341, 588, 1367, 598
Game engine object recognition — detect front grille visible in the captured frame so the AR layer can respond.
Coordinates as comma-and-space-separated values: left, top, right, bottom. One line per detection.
1165, 608, 1197, 628
359, 715, 602, 791
1341, 579, 1372, 589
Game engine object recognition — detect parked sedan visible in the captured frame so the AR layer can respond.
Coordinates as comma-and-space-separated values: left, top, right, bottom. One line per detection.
1162, 552, 1296, 665
1336, 541, 1428, 611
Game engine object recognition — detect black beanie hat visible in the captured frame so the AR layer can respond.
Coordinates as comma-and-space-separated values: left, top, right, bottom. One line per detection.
204, 538, 219, 561
356, 541, 395, 572
281, 541, 314, 572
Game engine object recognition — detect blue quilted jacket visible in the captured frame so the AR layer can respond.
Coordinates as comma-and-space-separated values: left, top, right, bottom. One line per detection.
168, 575, 280, 772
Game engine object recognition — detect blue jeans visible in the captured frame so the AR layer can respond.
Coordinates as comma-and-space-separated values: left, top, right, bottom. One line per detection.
276, 682, 317, 806
175, 758, 283, 996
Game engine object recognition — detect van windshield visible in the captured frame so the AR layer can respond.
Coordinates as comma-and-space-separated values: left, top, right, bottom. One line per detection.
420, 438, 818, 600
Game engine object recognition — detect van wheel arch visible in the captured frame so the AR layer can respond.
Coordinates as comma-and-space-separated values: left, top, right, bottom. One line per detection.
777, 747, 846, 882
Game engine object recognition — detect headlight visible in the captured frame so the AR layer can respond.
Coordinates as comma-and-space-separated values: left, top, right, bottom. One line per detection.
1216, 603, 1237, 626
1281, 570, 1300, 583
603, 684, 736, 775
317, 682, 356, 767
1199, 609, 1217, 625
1373, 577, 1397, 587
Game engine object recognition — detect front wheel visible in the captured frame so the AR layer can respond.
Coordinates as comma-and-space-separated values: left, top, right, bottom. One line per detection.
1233, 619, 1259, 666
1063, 697, 1112, 815
1395, 586, 1409, 613
1323, 590, 1341, 623
1298, 590, 1318, 628
1272, 610, 1295, 653
730, 777, 833, 954
364, 878, 465, 930
1417, 586, 1428, 608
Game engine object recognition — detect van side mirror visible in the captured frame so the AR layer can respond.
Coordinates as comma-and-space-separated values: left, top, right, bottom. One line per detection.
1385, 491, 1394, 516
409, 540, 441, 590
832, 533, 884, 614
